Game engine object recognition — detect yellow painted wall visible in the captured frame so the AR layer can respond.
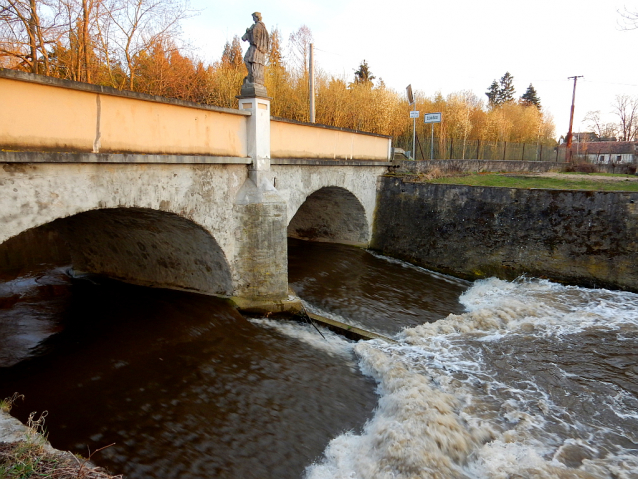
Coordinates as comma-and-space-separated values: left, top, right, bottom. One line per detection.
99, 95, 247, 156
271, 120, 390, 160
0, 75, 390, 160
0, 77, 248, 157
0, 78, 96, 152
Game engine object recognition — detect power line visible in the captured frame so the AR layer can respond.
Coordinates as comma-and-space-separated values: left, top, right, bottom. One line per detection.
581, 79, 638, 88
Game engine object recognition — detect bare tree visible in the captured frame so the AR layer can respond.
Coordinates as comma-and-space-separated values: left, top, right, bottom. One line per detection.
288, 24, 312, 76
55, 0, 103, 82
106, 0, 191, 90
612, 95, 638, 141
0, 0, 62, 73
584, 110, 618, 140
619, 7, 638, 30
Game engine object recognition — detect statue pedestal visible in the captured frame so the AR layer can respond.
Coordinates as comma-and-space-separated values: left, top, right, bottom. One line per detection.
234, 94, 288, 302
239, 81, 268, 98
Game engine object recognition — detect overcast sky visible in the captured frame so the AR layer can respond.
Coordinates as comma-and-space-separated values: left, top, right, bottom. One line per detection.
183, 0, 638, 139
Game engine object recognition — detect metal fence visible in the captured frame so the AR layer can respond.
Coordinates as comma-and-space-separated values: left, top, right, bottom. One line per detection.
397, 137, 565, 162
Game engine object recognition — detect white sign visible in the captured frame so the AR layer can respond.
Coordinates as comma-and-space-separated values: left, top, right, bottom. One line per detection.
409, 110, 420, 119
424, 112, 442, 123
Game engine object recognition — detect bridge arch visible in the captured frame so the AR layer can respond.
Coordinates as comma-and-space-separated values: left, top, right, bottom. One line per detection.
287, 186, 370, 245
271, 164, 385, 247
1, 207, 233, 296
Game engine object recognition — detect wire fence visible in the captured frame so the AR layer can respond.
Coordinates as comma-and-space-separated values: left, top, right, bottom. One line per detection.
397, 137, 566, 162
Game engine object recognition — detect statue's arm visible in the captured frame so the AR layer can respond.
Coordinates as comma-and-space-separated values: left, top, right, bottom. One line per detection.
242, 24, 254, 42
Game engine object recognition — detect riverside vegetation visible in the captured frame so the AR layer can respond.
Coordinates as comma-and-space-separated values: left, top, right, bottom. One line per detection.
421, 171, 638, 192
0, 0, 556, 148
1, 394, 121, 479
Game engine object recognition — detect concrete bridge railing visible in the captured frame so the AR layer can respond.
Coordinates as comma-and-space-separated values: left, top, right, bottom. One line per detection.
0, 69, 392, 312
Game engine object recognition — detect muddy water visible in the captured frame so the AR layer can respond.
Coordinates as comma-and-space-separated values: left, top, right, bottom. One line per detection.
2, 239, 638, 478
0, 270, 382, 478
288, 239, 470, 335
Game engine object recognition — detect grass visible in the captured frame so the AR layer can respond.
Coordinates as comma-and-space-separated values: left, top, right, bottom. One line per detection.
0, 393, 24, 414
421, 173, 638, 192
0, 441, 122, 479
0, 394, 122, 479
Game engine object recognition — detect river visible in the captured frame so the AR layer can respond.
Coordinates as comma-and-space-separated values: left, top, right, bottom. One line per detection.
1, 238, 637, 478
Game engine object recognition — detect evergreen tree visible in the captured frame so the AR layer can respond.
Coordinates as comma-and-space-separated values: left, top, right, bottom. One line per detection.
485, 80, 499, 106
520, 83, 541, 109
353, 59, 375, 87
497, 72, 515, 104
485, 72, 516, 107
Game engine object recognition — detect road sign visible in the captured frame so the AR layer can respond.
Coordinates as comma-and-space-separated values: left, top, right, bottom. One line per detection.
424, 112, 442, 123
406, 84, 414, 105
409, 110, 420, 119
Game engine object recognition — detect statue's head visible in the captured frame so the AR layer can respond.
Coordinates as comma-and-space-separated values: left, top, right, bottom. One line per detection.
252, 12, 262, 21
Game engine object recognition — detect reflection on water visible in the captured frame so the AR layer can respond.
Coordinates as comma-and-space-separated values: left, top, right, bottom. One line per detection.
2, 239, 638, 478
0, 267, 72, 367
288, 238, 470, 335
0, 275, 378, 479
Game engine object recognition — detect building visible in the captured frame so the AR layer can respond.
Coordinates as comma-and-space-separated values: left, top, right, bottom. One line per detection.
573, 141, 637, 164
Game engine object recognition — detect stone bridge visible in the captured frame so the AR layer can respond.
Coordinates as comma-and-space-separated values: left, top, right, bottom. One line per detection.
0, 69, 391, 311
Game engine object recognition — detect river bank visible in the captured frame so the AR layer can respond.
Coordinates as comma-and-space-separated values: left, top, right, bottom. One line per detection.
372, 174, 638, 291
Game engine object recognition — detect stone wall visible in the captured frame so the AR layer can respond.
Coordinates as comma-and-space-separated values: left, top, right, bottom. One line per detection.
372, 176, 638, 291
396, 159, 567, 174
395, 159, 637, 175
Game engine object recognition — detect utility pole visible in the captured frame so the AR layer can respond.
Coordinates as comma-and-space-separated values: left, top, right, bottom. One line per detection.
406, 84, 416, 159
309, 43, 315, 123
566, 75, 583, 162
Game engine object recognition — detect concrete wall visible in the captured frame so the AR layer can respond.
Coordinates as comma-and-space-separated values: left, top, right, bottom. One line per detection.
578, 162, 637, 174
396, 159, 637, 175
0, 162, 246, 296
0, 223, 70, 274
272, 164, 387, 246
372, 176, 638, 291
0, 70, 249, 157
0, 159, 388, 299
0, 69, 394, 302
0, 69, 394, 162
396, 159, 568, 174
271, 119, 391, 161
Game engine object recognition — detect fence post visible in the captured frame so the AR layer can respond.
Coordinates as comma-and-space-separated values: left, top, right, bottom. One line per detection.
450, 138, 453, 160
476, 140, 480, 160
503, 142, 507, 161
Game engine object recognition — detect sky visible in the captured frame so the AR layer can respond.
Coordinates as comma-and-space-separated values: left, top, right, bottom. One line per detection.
182, 0, 638, 139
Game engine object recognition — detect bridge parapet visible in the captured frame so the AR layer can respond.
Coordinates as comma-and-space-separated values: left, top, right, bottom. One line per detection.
0, 69, 392, 311
0, 69, 249, 158
271, 118, 391, 161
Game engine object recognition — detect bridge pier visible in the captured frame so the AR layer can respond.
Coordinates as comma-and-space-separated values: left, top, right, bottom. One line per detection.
0, 69, 393, 315
232, 96, 293, 311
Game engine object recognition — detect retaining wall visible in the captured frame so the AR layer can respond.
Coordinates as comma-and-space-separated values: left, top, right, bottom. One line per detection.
396, 159, 636, 175
372, 176, 638, 291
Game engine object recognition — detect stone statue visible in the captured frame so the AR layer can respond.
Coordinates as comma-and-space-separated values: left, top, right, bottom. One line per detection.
240, 12, 269, 96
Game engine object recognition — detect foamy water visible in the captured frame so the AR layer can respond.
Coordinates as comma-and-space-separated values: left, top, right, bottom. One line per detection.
299, 277, 638, 479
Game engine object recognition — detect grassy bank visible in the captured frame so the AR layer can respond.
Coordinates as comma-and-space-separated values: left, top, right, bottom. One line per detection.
1, 395, 121, 479
410, 172, 638, 192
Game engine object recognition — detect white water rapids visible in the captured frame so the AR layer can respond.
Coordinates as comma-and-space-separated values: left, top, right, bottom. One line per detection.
264, 276, 638, 479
